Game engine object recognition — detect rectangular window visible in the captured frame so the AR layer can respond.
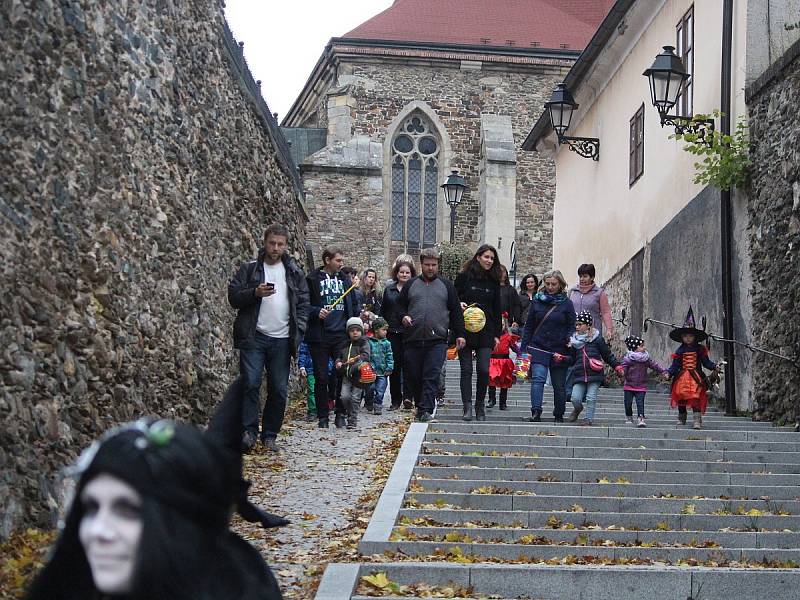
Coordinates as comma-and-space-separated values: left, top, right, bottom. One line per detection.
629, 104, 644, 186
676, 6, 694, 117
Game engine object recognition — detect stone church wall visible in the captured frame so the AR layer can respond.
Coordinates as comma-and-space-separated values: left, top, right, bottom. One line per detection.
745, 38, 800, 422
299, 60, 568, 277
0, 0, 304, 536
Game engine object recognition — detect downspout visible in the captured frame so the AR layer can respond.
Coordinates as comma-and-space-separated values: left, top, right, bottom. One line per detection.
720, 0, 736, 415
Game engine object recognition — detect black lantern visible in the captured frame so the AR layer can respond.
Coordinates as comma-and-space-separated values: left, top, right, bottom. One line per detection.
441, 170, 467, 242
544, 84, 600, 161
643, 45, 714, 141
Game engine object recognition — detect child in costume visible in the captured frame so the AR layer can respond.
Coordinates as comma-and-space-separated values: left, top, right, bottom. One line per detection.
567, 311, 623, 426
366, 317, 394, 415
335, 317, 372, 429
666, 307, 722, 430
620, 335, 670, 428
487, 316, 520, 410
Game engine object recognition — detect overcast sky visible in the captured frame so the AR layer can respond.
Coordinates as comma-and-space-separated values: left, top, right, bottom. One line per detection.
224, 0, 393, 123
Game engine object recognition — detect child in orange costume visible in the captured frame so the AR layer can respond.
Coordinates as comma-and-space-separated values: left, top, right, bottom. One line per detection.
487, 315, 520, 411
666, 307, 722, 430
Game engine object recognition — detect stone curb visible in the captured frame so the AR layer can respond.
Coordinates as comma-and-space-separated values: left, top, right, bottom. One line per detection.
360, 423, 428, 547
315, 563, 360, 600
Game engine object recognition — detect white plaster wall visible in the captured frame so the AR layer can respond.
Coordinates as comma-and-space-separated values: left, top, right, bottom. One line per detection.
551, 0, 747, 282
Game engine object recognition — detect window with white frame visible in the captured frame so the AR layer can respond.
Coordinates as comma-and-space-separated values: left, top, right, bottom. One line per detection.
676, 6, 694, 117
390, 115, 439, 249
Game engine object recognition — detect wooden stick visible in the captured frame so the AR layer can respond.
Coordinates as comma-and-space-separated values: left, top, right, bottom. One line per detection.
328, 282, 358, 310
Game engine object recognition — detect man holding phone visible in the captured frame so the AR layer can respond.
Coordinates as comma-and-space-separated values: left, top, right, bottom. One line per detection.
228, 223, 310, 452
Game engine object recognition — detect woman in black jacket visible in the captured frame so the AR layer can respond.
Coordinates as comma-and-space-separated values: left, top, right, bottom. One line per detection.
454, 244, 502, 421
380, 259, 416, 410
518, 273, 539, 327
498, 265, 522, 326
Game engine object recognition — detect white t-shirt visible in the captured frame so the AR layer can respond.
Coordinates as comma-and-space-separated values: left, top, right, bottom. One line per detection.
256, 261, 290, 338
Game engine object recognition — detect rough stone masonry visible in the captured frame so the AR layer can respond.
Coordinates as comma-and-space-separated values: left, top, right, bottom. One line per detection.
0, 0, 305, 537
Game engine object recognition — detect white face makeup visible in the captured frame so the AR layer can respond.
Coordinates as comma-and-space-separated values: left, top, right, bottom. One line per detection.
79, 474, 143, 595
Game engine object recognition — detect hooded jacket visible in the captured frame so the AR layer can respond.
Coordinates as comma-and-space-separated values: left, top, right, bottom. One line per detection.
621, 351, 667, 391
568, 328, 620, 383
305, 268, 359, 344
228, 250, 310, 356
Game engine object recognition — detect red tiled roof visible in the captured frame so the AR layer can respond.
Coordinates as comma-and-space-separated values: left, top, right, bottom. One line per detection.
343, 0, 616, 51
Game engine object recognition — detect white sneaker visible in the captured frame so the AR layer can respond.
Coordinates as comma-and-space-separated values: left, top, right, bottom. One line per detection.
637, 416, 646, 428
625, 417, 634, 425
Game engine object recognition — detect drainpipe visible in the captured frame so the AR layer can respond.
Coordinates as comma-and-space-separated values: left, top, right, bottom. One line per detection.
720, 0, 736, 415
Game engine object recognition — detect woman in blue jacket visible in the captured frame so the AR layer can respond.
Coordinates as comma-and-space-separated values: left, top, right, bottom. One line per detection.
519, 270, 576, 422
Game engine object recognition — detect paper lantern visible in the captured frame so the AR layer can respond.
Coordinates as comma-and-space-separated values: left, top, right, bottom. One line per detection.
463, 306, 486, 333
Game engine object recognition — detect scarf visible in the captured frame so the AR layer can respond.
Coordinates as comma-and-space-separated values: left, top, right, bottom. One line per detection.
570, 328, 598, 350
535, 291, 567, 304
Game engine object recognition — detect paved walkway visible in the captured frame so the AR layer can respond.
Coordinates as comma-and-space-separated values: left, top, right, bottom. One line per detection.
232, 402, 411, 598
317, 362, 800, 600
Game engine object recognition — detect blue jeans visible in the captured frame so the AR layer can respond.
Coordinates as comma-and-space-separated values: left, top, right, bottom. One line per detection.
404, 343, 447, 415
571, 381, 601, 421
372, 376, 388, 407
240, 333, 290, 440
624, 390, 647, 417
530, 362, 568, 418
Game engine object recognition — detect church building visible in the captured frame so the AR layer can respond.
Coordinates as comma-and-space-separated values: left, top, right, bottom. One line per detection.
281, 0, 614, 276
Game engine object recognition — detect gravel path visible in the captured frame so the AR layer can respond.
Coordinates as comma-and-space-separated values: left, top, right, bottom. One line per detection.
233, 405, 412, 598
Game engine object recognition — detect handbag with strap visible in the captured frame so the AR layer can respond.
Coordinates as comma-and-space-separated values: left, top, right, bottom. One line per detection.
583, 349, 605, 372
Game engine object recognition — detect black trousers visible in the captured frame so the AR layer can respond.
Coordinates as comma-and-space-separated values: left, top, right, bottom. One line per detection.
309, 339, 344, 421
387, 331, 407, 407
458, 346, 491, 406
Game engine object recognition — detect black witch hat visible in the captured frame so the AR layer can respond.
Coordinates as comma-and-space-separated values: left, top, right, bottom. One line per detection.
669, 306, 708, 343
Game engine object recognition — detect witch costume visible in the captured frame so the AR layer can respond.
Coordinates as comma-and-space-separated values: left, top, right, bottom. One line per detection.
28, 378, 286, 600
666, 307, 718, 417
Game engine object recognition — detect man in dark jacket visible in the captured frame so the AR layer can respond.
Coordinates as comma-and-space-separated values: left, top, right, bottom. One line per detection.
228, 224, 310, 452
398, 248, 465, 422
305, 246, 359, 428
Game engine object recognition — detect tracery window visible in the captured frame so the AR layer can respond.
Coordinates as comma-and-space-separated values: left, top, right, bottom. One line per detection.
390, 115, 439, 248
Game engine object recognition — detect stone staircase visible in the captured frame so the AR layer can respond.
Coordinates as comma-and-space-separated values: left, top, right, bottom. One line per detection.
316, 367, 800, 599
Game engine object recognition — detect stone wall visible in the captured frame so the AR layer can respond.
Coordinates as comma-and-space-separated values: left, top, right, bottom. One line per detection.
600, 185, 756, 409
745, 38, 800, 422
297, 59, 568, 277
0, 0, 305, 537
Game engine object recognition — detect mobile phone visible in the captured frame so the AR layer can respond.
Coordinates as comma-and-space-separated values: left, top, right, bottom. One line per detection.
265, 282, 275, 289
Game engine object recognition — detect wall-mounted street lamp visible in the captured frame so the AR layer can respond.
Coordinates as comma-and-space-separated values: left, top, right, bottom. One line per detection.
544, 83, 600, 161
441, 170, 467, 242
643, 45, 714, 143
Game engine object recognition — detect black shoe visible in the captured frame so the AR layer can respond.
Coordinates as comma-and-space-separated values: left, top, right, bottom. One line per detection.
387, 404, 401, 411
334, 415, 346, 428
554, 416, 564, 423
417, 411, 433, 423
363, 403, 374, 412
346, 418, 357, 430
373, 406, 383, 415
528, 409, 542, 422
318, 418, 329, 429
487, 398, 497, 408
263, 438, 279, 452
241, 431, 257, 453
499, 401, 508, 411
402, 399, 413, 410
462, 403, 473, 421
475, 413, 487, 421
475, 402, 486, 421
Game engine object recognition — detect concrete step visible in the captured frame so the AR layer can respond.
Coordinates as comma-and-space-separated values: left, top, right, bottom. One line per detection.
413, 466, 800, 486
319, 562, 800, 600
417, 454, 800, 474
398, 508, 800, 531
404, 492, 800, 512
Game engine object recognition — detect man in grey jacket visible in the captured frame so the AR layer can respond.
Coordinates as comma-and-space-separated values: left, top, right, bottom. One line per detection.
398, 248, 466, 422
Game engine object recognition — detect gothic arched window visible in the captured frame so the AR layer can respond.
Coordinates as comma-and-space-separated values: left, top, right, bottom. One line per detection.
391, 115, 439, 249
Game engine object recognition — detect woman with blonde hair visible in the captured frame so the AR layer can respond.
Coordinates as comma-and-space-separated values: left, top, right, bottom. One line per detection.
519, 269, 576, 422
